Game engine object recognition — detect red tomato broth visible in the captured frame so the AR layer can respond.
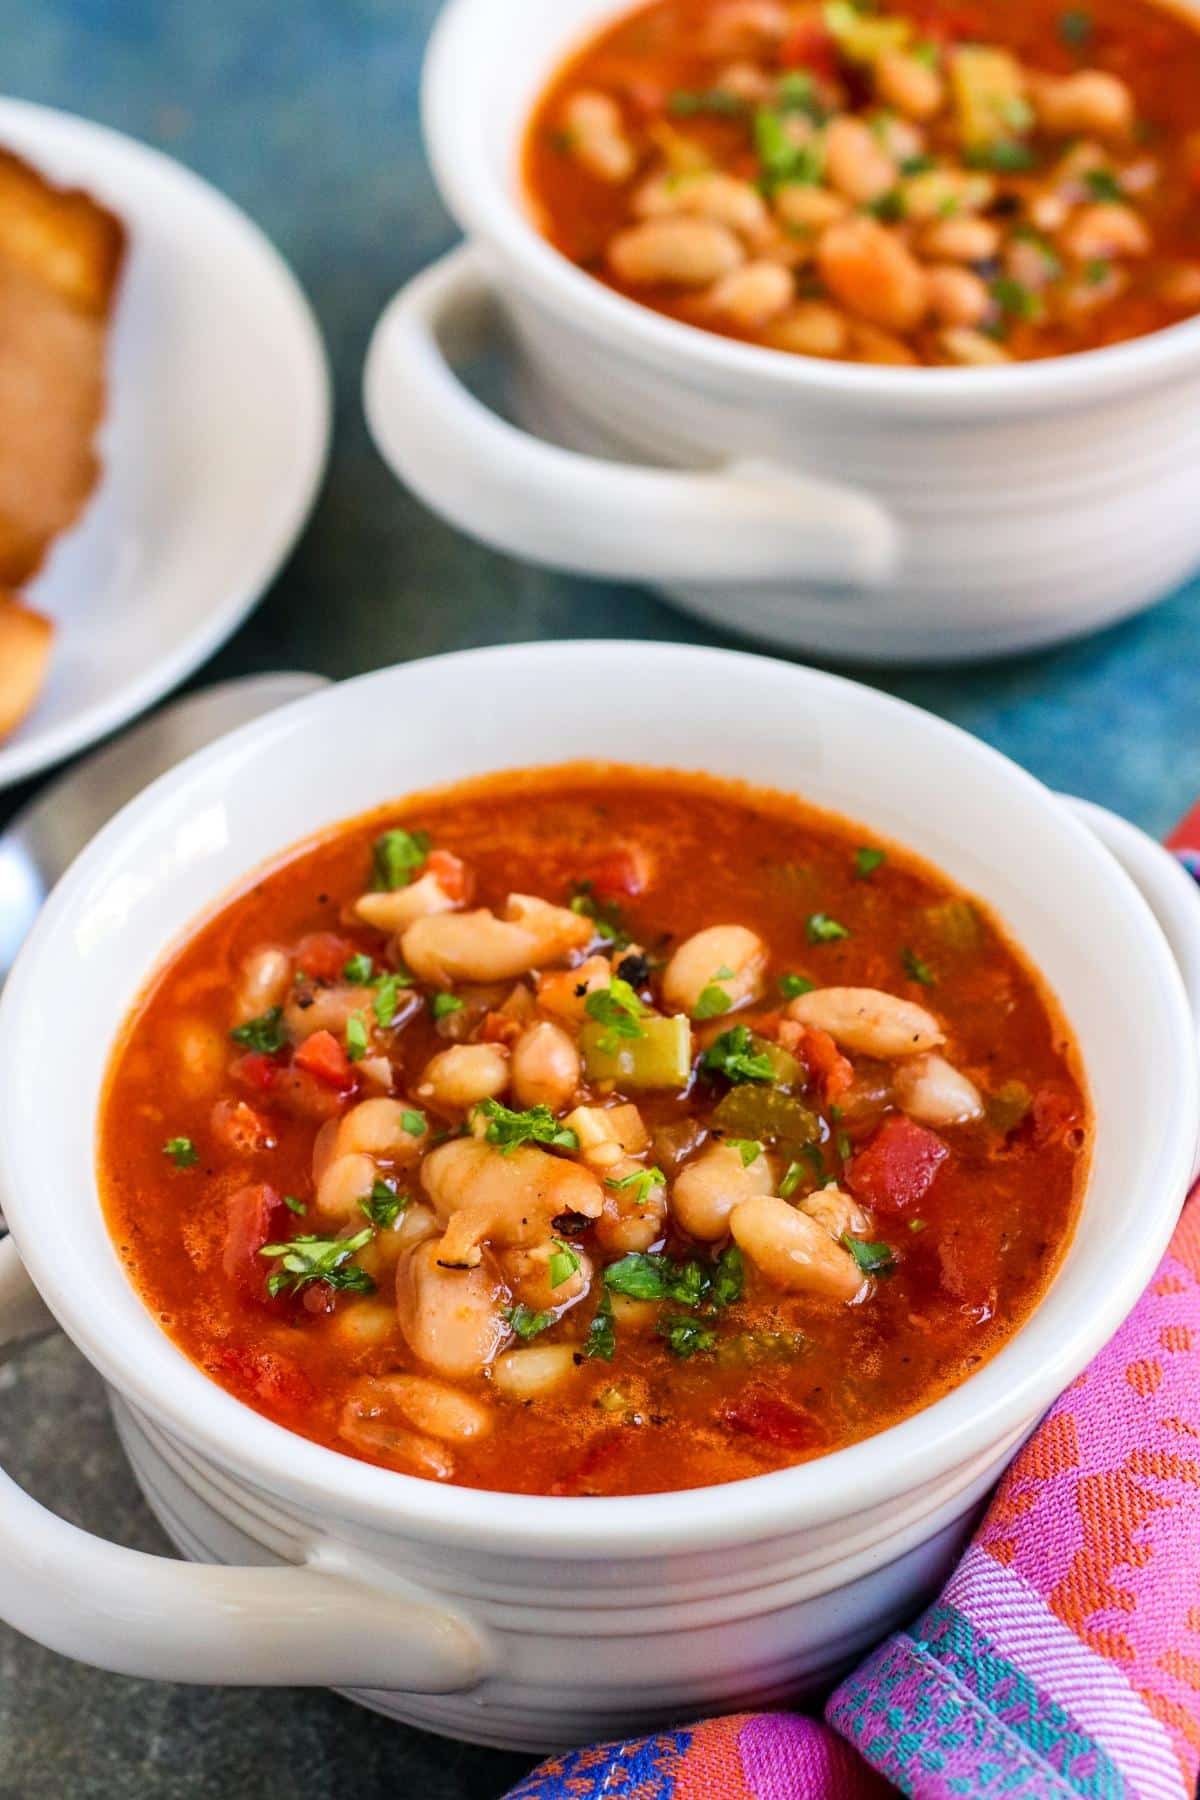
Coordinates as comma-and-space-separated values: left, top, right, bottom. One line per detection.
523, 0, 1200, 365
98, 765, 1088, 1497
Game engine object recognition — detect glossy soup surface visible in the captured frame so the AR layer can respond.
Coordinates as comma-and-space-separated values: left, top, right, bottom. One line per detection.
99, 768, 1088, 1497
524, 0, 1200, 366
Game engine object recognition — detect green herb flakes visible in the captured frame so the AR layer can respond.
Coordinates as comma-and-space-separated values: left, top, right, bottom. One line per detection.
163, 1136, 198, 1168
360, 1179, 409, 1230
1058, 6, 1093, 45
695, 981, 734, 1021
548, 1238, 582, 1289
477, 1099, 579, 1153
843, 1235, 897, 1277
854, 846, 887, 878
658, 1314, 716, 1359
606, 1165, 667, 1206
343, 953, 375, 985
401, 1109, 427, 1137
230, 1006, 287, 1054
806, 913, 850, 944
583, 1291, 616, 1362
728, 1138, 762, 1167
371, 828, 431, 891
260, 1228, 376, 1298
505, 1303, 555, 1341
345, 1011, 369, 1062
710, 1244, 745, 1309
700, 1025, 777, 1085
431, 992, 464, 1020
373, 970, 413, 1029
779, 972, 815, 999
901, 946, 936, 986
283, 1194, 307, 1216
584, 976, 646, 1052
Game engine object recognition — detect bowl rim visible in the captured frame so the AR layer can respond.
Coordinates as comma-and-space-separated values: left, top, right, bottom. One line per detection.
1, 640, 1196, 1557
421, 0, 1200, 420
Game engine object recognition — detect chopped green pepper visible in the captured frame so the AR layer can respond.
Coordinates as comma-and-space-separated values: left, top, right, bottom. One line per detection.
712, 1085, 820, 1146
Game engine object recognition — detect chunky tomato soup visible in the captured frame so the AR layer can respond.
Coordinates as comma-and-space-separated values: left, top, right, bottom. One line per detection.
524, 0, 1200, 365
99, 767, 1088, 1497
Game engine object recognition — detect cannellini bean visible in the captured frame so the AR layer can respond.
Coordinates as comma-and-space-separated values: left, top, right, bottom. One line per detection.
175, 1019, 227, 1096
1034, 70, 1134, 140
332, 1301, 400, 1350
731, 1196, 864, 1301
876, 49, 945, 121
787, 987, 944, 1058
870, 112, 926, 165
767, 301, 850, 358
716, 59, 773, 102
925, 264, 990, 326
707, 259, 795, 327
502, 1239, 593, 1311
417, 1042, 510, 1110
422, 1138, 603, 1266
1029, 190, 1070, 234
824, 116, 897, 205
918, 216, 999, 262
893, 1052, 984, 1126
940, 326, 1011, 365
699, 0, 790, 53
369, 1373, 492, 1443
284, 983, 366, 1042
565, 1102, 650, 1168
1004, 235, 1060, 291
338, 1400, 455, 1479
334, 1097, 427, 1162
394, 1201, 440, 1251
537, 954, 613, 1021
671, 1141, 773, 1241
1060, 203, 1150, 260
563, 91, 636, 182
608, 217, 745, 287
902, 168, 994, 222
850, 323, 918, 364
609, 1291, 659, 1329
634, 170, 770, 240
234, 946, 292, 1023
800, 1184, 871, 1240
395, 1239, 510, 1378
773, 183, 847, 233
818, 216, 928, 332
402, 894, 591, 985
492, 1343, 579, 1401
1158, 263, 1200, 308
354, 869, 459, 934
510, 1021, 581, 1113
661, 924, 767, 1019
317, 1151, 377, 1223
595, 1155, 669, 1254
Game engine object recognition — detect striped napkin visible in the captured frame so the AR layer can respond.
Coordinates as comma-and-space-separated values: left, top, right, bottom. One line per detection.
505, 817, 1200, 1800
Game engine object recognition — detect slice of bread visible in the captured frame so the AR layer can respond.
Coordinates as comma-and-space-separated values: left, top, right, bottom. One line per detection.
0, 597, 54, 741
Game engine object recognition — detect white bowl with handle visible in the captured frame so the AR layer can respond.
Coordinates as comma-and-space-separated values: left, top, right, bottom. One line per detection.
0, 641, 1197, 1750
363, 0, 1200, 664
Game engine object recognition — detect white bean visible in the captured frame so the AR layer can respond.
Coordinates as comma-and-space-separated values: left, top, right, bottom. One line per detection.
510, 1020, 581, 1113
767, 301, 850, 358
925, 264, 990, 326
402, 894, 591, 985
537, 954, 613, 1022
502, 1239, 593, 1311
825, 116, 897, 204
354, 868, 458, 934
707, 260, 795, 327
1034, 70, 1134, 140
395, 1240, 510, 1378
370, 1373, 492, 1443
334, 1097, 427, 1162
773, 184, 847, 234
634, 170, 770, 240
940, 326, 1011, 365
234, 946, 292, 1023
817, 216, 928, 332
492, 1343, 578, 1401
919, 216, 999, 262
799, 1184, 870, 1240
284, 983, 365, 1042
175, 1019, 227, 1097
316, 1152, 376, 1223
902, 168, 994, 222
892, 1052, 983, 1126
417, 1042, 510, 1110
786, 987, 944, 1058
730, 1195, 864, 1301
661, 924, 767, 1019
595, 1156, 669, 1254
422, 1138, 603, 1267
563, 91, 636, 182
1060, 203, 1150, 260
671, 1141, 773, 1241
563, 1102, 650, 1167
608, 217, 745, 287
338, 1402, 455, 1480
876, 49, 945, 121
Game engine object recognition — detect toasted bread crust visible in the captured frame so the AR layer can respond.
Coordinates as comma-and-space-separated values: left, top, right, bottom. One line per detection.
0, 148, 125, 317
0, 596, 54, 740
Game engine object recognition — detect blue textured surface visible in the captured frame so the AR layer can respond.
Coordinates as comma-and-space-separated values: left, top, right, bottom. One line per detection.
1, 3, 1199, 1796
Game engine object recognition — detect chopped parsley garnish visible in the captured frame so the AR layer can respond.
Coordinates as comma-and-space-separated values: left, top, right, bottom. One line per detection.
162, 1136, 198, 1168
373, 969, 413, 1028
345, 1011, 369, 1062
568, 881, 630, 949
779, 1159, 804, 1199
695, 974, 734, 1020
283, 1194, 307, 1215
430, 992, 464, 1020
371, 827, 431, 891
710, 1244, 745, 1309
476, 1098, 579, 1153
836, 1129, 853, 1162
603, 1251, 705, 1306
658, 1314, 716, 1359
1058, 5, 1093, 44
1084, 257, 1112, 286
728, 1138, 762, 1167
776, 69, 827, 120
582, 1291, 616, 1362
854, 846, 887, 878
868, 188, 906, 222
584, 976, 646, 1052
900, 151, 936, 174
606, 1165, 667, 1206
700, 1025, 777, 1085
505, 1303, 555, 1341
754, 105, 824, 190
991, 276, 1041, 321
230, 1006, 287, 1054
842, 1235, 897, 1277
548, 1238, 582, 1289
668, 87, 747, 118
1085, 170, 1122, 209
779, 971, 814, 999
343, 953, 375, 984
806, 913, 850, 944
401, 1109, 427, 1137
901, 946, 936, 986
967, 140, 1036, 172
360, 1179, 409, 1230
260, 1228, 376, 1298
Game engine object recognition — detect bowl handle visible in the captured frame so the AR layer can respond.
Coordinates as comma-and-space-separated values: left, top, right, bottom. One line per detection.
0, 1235, 488, 1690
364, 243, 898, 588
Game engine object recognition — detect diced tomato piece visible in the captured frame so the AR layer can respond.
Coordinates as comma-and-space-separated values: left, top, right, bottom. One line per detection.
779, 19, 839, 77
230, 1051, 280, 1094
293, 1028, 355, 1090
720, 1390, 826, 1453
1030, 1084, 1084, 1149
798, 1025, 854, 1105
210, 1343, 315, 1410
847, 1114, 949, 1215
221, 1183, 286, 1300
294, 932, 356, 983
580, 845, 652, 901
480, 1009, 522, 1046
270, 1064, 352, 1122
211, 1098, 277, 1156
425, 848, 472, 903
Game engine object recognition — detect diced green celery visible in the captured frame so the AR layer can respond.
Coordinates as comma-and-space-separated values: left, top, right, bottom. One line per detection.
825, 0, 910, 61
712, 1085, 820, 1145
950, 46, 1028, 148
761, 1039, 805, 1089
923, 897, 983, 952
987, 1080, 1032, 1133
581, 1014, 693, 1089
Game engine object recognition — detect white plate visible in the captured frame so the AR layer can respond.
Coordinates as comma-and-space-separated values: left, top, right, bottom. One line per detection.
0, 98, 331, 791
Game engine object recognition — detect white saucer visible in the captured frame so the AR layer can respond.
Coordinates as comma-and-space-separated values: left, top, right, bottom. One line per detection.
0, 97, 331, 790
